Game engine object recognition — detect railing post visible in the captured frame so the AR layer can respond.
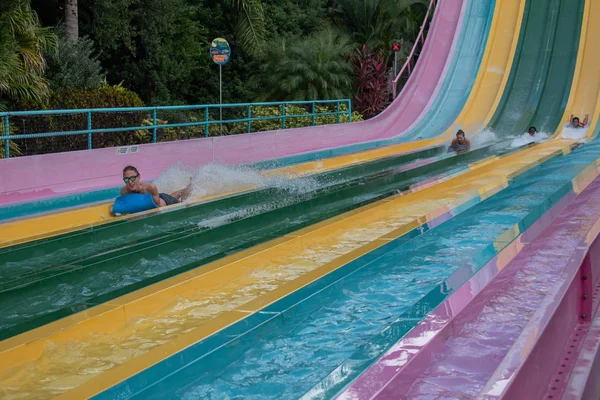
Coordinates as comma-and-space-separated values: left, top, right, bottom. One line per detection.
347, 100, 352, 122
336, 102, 340, 124
247, 105, 252, 133
205, 107, 209, 137
3, 115, 9, 158
281, 103, 286, 130
152, 108, 157, 143
311, 102, 316, 126
87, 111, 92, 150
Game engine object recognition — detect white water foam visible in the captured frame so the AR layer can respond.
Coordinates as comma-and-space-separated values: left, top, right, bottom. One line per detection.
153, 162, 320, 201
510, 131, 549, 148
561, 124, 588, 141
470, 128, 498, 149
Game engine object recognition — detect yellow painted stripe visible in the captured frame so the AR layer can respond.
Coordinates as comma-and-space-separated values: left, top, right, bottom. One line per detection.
0, 138, 580, 400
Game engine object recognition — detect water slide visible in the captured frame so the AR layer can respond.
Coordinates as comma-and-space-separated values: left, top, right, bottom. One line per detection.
0, 0, 496, 241
2, 0, 600, 398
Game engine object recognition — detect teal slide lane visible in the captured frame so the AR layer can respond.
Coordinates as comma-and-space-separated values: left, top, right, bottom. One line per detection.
394, 0, 495, 141
0, 0, 496, 222
488, 0, 583, 135
93, 134, 600, 400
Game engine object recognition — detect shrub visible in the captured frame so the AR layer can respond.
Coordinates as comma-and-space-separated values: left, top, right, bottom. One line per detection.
13, 85, 146, 155
0, 118, 22, 157
227, 103, 363, 135
352, 45, 390, 118
46, 35, 106, 90
250, 29, 354, 101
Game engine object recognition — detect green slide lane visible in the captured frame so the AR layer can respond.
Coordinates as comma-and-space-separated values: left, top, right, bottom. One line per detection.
489, 0, 583, 135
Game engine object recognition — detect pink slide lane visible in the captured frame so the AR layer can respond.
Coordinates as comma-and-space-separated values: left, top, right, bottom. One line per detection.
338, 173, 600, 399
0, 0, 466, 207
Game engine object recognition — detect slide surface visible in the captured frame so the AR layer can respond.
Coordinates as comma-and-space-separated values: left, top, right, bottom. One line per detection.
2, 0, 600, 399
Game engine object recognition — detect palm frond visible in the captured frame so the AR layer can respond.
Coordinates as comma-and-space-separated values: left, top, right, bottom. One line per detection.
231, 0, 266, 55
0, 0, 57, 108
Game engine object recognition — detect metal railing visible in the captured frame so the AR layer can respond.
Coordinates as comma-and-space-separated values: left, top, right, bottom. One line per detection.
0, 99, 352, 158
392, 0, 437, 98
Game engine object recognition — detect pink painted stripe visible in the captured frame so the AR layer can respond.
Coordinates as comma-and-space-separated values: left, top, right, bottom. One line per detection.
338, 172, 600, 400
0, 0, 467, 208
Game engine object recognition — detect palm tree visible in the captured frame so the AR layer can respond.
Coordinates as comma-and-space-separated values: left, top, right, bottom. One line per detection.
329, 0, 426, 57
0, 0, 58, 111
251, 29, 354, 101
64, 0, 79, 41
229, 0, 266, 55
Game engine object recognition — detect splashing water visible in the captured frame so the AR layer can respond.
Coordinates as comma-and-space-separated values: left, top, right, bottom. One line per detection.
510, 131, 549, 148
470, 128, 498, 149
152, 162, 320, 201
561, 124, 588, 141
152, 163, 194, 194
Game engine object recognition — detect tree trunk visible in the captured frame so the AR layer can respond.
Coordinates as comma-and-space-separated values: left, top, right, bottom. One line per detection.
65, 0, 78, 41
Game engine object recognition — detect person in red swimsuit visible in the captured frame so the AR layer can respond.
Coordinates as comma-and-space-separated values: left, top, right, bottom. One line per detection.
570, 114, 589, 128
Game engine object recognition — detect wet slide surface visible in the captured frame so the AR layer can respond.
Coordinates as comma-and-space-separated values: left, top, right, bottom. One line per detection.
0, 137, 581, 399
488, 0, 583, 135
96, 138, 597, 400
2, 0, 599, 398
1, 145, 502, 340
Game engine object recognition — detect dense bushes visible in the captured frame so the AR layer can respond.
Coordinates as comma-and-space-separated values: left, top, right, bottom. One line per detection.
227, 103, 363, 135
13, 85, 146, 156
46, 35, 106, 90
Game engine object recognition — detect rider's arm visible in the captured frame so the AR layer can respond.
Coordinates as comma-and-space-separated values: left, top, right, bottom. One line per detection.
146, 183, 162, 206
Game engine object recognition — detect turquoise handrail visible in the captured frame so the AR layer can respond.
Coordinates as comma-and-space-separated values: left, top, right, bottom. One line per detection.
0, 99, 352, 158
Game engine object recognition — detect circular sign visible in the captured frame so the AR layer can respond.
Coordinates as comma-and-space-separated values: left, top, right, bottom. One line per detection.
392, 41, 401, 52
210, 38, 231, 65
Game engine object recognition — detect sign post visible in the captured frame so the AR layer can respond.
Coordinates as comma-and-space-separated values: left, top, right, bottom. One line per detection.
210, 38, 231, 135
392, 41, 401, 78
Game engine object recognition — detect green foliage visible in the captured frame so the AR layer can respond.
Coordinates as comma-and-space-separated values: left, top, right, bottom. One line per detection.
0, 0, 58, 111
20, 0, 433, 124
397, 2, 430, 40
14, 85, 146, 155
251, 29, 354, 101
226, 103, 363, 134
79, 0, 207, 104
330, 0, 426, 57
229, 0, 267, 55
262, 0, 328, 40
353, 45, 389, 118
0, 119, 22, 158
46, 35, 106, 90
48, 85, 144, 110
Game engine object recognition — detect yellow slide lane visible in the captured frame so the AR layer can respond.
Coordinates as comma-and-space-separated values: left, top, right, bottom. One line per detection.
0, 0, 525, 249
443, 0, 526, 136
564, 0, 600, 140
0, 139, 576, 400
